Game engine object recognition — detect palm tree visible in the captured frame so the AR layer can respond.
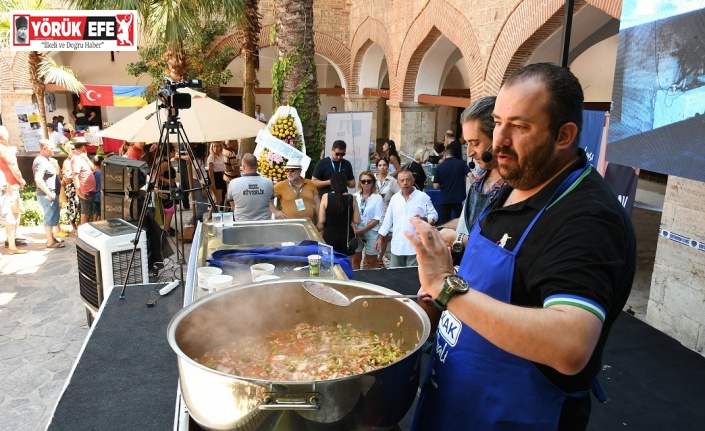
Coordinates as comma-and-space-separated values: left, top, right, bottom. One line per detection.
241, 0, 261, 118
68, 0, 246, 82
0, 0, 86, 138
273, 0, 321, 162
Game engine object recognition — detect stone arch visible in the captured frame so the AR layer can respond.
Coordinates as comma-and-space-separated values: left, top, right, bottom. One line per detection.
394, 0, 482, 102
1, 52, 31, 91
349, 17, 395, 94
209, 24, 351, 92
485, 0, 622, 94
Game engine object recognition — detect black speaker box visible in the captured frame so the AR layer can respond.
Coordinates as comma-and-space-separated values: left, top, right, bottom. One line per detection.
102, 192, 141, 222
102, 157, 149, 193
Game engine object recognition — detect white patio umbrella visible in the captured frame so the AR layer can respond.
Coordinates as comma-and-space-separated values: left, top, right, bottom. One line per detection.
100, 88, 265, 143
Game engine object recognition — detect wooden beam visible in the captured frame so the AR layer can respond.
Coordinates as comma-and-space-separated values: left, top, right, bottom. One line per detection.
440, 88, 471, 97
362, 88, 390, 98
219, 87, 345, 96
418, 94, 471, 108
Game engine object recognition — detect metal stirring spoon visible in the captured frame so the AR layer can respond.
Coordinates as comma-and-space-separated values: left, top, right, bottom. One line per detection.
302, 280, 418, 307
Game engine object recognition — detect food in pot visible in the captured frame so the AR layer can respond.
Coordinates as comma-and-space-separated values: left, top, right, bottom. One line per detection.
197, 322, 406, 381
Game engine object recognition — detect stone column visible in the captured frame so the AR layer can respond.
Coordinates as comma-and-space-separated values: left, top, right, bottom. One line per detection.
343, 94, 381, 140
387, 100, 438, 160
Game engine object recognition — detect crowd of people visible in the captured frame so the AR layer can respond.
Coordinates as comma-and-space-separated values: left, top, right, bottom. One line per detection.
0, 62, 639, 430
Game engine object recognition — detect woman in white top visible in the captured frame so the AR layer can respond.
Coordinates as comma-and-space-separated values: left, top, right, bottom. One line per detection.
207, 141, 227, 208
374, 157, 400, 267
351, 171, 384, 270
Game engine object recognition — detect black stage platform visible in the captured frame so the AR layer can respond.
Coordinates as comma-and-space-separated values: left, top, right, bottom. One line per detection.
48, 268, 705, 430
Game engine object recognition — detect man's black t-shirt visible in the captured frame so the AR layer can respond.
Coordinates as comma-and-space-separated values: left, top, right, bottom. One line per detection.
477, 150, 637, 429
312, 156, 355, 196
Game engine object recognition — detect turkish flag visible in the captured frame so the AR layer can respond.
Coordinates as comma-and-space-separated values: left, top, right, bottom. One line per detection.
80, 85, 114, 106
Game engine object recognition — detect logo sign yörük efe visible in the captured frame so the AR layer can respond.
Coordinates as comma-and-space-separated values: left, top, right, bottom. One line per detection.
10, 10, 137, 51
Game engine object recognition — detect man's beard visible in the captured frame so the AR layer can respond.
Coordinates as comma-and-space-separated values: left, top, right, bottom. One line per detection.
495, 137, 562, 190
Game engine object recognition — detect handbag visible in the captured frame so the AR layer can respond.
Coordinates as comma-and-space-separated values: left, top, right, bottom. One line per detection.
345, 195, 358, 255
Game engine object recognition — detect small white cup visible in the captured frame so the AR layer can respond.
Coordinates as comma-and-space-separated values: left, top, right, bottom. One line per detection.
197, 266, 222, 290
207, 274, 234, 293
250, 263, 275, 282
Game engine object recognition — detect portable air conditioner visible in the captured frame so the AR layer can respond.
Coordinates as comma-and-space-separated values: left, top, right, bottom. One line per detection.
76, 218, 149, 324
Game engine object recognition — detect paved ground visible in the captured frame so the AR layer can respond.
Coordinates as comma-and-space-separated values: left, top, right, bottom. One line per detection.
0, 207, 661, 431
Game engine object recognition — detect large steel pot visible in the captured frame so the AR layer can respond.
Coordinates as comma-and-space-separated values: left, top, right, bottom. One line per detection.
168, 278, 431, 431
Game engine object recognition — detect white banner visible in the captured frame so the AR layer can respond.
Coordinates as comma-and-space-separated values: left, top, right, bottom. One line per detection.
325, 111, 373, 177
254, 129, 311, 182
10, 10, 137, 52
15, 103, 43, 152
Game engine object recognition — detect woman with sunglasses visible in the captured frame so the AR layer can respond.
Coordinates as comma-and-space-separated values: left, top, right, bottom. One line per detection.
351, 171, 384, 269
374, 157, 400, 267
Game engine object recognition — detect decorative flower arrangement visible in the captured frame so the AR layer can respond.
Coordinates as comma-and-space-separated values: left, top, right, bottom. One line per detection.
269, 115, 303, 151
257, 148, 288, 182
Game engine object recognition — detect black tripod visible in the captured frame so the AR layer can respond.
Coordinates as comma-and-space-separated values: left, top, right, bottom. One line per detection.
119, 105, 217, 299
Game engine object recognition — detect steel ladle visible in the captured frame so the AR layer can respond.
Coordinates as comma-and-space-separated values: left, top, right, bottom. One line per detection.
303, 280, 418, 307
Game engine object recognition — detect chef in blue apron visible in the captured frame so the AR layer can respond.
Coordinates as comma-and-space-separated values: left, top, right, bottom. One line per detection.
404, 63, 636, 431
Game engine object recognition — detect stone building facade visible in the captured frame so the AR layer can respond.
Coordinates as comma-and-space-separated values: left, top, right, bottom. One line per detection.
1, 0, 704, 355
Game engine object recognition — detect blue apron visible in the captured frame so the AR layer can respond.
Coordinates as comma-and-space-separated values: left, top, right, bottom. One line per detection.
411, 163, 592, 431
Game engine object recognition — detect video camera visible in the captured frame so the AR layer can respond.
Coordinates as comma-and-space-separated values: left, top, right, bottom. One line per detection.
157, 77, 203, 110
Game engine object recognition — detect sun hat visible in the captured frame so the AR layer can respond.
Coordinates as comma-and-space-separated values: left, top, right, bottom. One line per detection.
283, 158, 303, 170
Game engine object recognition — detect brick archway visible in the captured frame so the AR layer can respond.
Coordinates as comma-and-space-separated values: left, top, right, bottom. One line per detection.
209, 24, 351, 92
349, 17, 395, 94
394, 0, 482, 102
484, 0, 622, 94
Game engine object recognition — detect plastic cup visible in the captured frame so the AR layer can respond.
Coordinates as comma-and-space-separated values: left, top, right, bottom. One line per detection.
212, 212, 223, 228
222, 212, 234, 227
197, 266, 222, 290
250, 263, 275, 282
308, 254, 321, 276
207, 274, 234, 293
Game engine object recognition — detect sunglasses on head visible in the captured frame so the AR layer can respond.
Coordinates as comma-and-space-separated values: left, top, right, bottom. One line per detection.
360, 179, 373, 184
334, 152, 346, 156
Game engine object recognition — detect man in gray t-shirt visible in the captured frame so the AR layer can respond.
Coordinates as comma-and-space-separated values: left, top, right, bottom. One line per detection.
225, 153, 274, 221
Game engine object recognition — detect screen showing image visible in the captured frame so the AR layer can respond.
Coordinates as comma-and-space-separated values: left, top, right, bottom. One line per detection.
607, 0, 705, 182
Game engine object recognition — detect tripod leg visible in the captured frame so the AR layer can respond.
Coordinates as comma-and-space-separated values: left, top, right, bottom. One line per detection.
119, 126, 169, 298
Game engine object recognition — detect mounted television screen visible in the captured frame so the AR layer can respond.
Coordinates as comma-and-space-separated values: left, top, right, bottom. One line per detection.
607, 1, 705, 182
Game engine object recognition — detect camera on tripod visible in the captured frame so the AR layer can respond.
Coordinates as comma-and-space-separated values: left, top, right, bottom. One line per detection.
157, 77, 203, 110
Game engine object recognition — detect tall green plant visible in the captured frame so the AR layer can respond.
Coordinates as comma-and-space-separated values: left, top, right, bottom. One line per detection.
272, 0, 323, 164
125, 21, 235, 101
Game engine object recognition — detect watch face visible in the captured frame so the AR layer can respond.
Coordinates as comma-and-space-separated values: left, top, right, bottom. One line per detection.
446, 275, 469, 293
451, 242, 463, 253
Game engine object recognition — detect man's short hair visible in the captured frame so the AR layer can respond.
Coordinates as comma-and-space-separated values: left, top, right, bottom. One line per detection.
255, 104, 261, 108
460, 96, 497, 139
332, 140, 347, 151
46, 123, 55, 130
241, 153, 257, 169
504, 62, 583, 145
445, 130, 455, 138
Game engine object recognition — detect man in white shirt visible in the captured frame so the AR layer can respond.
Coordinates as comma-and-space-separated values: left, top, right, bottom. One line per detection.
374, 169, 437, 267
254, 105, 266, 122
47, 123, 68, 147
